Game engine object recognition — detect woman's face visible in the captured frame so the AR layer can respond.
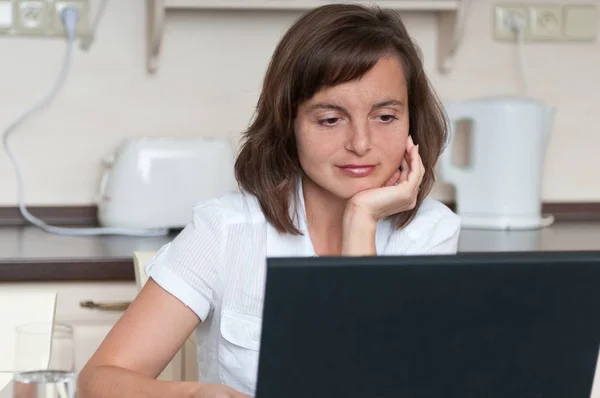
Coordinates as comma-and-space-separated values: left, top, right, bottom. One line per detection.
294, 55, 409, 200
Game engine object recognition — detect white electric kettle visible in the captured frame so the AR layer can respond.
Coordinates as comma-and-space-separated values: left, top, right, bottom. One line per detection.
439, 96, 555, 230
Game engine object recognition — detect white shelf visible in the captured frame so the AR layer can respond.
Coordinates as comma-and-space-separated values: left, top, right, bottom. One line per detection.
163, 1, 459, 11
146, 0, 462, 74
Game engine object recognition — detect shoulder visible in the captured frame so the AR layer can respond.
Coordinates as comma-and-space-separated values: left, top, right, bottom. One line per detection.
387, 198, 462, 254
192, 190, 266, 227
407, 198, 461, 237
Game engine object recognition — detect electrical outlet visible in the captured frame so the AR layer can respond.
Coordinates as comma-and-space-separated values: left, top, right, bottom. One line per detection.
50, 0, 89, 36
494, 3, 597, 42
14, 0, 50, 35
493, 5, 528, 40
529, 5, 562, 40
0, 0, 89, 37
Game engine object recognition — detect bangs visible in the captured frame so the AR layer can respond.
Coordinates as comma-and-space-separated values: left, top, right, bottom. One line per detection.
292, 33, 398, 108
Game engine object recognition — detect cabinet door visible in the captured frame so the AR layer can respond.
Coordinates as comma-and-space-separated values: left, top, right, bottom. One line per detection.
69, 322, 117, 371
0, 282, 137, 372
0, 281, 190, 381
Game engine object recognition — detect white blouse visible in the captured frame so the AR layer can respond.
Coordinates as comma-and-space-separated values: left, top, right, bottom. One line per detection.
145, 182, 461, 396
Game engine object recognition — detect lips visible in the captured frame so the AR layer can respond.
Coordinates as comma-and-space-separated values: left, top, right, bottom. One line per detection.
337, 164, 376, 177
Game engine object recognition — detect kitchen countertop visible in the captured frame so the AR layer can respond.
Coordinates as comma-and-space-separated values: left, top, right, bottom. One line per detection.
1, 221, 599, 282
0, 226, 175, 282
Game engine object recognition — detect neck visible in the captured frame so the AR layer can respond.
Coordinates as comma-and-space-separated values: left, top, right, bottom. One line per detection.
301, 175, 347, 256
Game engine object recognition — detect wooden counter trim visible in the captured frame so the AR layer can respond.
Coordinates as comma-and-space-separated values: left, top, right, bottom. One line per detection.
0, 203, 599, 226
444, 202, 600, 221
0, 258, 135, 282
0, 206, 98, 226
543, 203, 600, 221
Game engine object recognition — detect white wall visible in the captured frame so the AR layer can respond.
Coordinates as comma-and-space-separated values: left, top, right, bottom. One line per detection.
0, 0, 598, 205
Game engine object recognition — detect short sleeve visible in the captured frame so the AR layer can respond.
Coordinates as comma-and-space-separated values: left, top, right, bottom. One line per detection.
384, 200, 462, 255
145, 199, 226, 321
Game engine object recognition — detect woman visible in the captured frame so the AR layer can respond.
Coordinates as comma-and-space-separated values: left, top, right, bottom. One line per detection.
79, 3, 461, 398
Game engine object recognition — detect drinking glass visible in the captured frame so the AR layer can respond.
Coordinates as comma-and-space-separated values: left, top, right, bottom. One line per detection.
12, 323, 76, 398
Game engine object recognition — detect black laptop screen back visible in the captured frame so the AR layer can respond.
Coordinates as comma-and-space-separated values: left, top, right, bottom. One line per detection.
255, 252, 600, 398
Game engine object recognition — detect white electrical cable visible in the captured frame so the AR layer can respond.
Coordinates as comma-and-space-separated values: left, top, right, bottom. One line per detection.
515, 23, 529, 97
1, 7, 168, 237
507, 14, 555, 229
508, 13, 530, 97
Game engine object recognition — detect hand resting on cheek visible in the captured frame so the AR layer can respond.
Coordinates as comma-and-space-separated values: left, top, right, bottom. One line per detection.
346, 135, 425, 222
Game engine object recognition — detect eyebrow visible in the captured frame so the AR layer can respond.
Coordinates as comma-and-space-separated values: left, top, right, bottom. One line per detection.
307, 99, 404, 113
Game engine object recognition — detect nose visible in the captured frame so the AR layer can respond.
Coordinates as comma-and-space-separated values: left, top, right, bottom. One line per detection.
345, 121, 371, 156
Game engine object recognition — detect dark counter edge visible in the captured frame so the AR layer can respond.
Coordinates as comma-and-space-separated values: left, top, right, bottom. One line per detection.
0, 206, 99, 227
1, 202, 600, 226
1, 202, 600, 283
0, 258, 135, 283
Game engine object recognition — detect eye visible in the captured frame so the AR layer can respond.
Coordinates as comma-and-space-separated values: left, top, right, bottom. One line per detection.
378, 115, 397, 123
319, 117, 340, 126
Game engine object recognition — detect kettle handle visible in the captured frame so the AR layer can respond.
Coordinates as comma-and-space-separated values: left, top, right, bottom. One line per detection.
96, 155, 115, 205
439, 103, 474, 186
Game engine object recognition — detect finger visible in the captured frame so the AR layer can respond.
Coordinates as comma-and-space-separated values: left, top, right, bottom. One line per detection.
399, 157, 410, 182
407, 135, 415, 151
412, 144, 426, 190
384, 169, 401, 187
407, 144, 423, 187
415, 144, 425, 182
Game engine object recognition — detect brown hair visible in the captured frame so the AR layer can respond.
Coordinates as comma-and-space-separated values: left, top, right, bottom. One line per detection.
234, 3, 448, 235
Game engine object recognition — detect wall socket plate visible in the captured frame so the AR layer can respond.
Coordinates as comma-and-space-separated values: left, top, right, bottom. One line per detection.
494, 3, 598, 42
494, 5, 528, 40
14, 0, 50, 35
528, 5, 563, 40
0, 0, 89, 37
51, 0, 89, 36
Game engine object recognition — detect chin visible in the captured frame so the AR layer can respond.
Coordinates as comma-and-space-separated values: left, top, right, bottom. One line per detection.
332, 180, 380, 199
304, 173, 382, 200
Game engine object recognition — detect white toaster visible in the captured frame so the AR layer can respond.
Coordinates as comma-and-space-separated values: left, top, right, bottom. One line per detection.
97, 137, 237, 230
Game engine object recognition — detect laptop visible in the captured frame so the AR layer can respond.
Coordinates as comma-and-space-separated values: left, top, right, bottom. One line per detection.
255, 251, 600, 398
